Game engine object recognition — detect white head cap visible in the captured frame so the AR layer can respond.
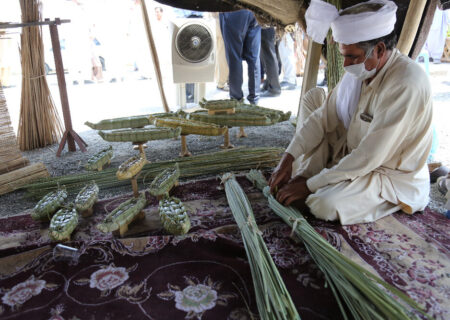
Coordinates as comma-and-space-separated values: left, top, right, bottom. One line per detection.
305, 0, 397, 45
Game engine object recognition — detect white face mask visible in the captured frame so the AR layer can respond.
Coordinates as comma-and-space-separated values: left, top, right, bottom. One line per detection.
344, 47, 380, 81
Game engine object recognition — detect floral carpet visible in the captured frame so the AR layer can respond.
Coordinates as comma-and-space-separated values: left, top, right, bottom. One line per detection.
0, 176, 449, 320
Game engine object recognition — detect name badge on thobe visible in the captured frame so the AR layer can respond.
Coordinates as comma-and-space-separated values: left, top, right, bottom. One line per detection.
360, 112, 373, 122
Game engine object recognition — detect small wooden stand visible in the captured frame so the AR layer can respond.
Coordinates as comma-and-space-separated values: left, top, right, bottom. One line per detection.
180, 135, 192, 157
220, 127, 234, 149
131, 176, 140, 198
133, 142, 148, 156
237, 127, 247, 138
113, 210, 146, 237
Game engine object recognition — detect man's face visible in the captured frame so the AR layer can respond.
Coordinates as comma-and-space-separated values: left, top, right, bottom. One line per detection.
155, 8, 163, 21
339, 43, 379, 71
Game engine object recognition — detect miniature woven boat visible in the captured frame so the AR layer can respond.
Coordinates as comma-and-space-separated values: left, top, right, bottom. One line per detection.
148, 163, 180, 197
74, 181, 99, 213
31, 186, 67, 221
97, 192, 147, 233
155, 118, 226, 136
49, 206, 79, 241
236, 104, 291, 122
85, 115, 151, 130
98, 127, 181, 142
159, 196, 191, 235
116, 155, 147, 180
189, 111, 273, 127
148, 111, 186, 124
85, 146, 113, 171
199, 98, 240, 110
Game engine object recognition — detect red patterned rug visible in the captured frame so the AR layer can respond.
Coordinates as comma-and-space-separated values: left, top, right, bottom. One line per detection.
0, 176, 449, 319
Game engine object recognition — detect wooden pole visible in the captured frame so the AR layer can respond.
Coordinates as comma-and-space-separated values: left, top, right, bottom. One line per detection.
180, 135, 192, 157
48, 18, 87, 156
297, 40, 322, 127
396, 0, 427, 55
140, 0, 170, 112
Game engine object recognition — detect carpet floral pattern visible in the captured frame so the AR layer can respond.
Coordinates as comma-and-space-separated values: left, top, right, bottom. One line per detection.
0, 176, 448, 319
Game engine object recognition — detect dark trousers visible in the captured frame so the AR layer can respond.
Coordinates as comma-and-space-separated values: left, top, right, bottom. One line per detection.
260, 27, 280, 93
220, 10, 261, 104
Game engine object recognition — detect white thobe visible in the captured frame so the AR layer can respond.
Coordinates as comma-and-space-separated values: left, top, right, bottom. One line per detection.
286, 49, 433, 224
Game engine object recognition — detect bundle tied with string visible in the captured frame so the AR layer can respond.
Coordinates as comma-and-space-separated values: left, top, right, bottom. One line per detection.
18, 0, 63, 150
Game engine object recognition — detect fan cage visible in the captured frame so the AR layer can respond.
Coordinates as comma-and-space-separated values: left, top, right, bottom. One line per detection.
175, 22, 213, 63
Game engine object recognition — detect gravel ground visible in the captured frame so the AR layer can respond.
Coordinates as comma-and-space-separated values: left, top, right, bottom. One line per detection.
0, 120, 447, 218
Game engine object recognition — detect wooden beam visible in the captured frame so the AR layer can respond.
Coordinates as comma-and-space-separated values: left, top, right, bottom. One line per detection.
397, 0, 427, 55
297, 40, 322, 127
0, 19, 70, 29
140, 0, 170, 113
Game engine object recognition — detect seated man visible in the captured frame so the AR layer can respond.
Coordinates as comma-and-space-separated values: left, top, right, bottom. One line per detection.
269, 0, 433, 225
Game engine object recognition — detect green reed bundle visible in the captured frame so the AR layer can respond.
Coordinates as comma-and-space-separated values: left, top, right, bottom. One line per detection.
326, 0, 345, 90
18, 0, 62, 150
246, 170, 430, 320
24, 147, 282, 198
221, 173, 300, 320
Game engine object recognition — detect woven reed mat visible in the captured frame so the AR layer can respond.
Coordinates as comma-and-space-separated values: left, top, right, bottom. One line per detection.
0, 84, 29, 175
0, 175, 449, 319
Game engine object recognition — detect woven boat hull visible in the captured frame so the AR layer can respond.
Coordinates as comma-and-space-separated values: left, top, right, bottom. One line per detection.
98, 127, 181, 142
49, 207, 79, 241
85, 115, 151, 130
155, 118, 226, 136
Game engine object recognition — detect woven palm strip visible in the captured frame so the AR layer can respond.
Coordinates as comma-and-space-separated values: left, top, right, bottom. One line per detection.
0, 85, 29, 174
236, 104, 291, 122
24, 147, 283, 198
155, 118, 226, 136
18, 0, 63, 150
326, 0, 345, 90
190, 111, 272, 127
98, 127, 181, 142
85, 115, 151, 130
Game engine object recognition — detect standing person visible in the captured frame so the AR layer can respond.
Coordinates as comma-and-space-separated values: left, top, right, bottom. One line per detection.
211, 12, 229, 91
278, 32, 297, 90
425, 4, 449, 64
220, 10, 261, 105
260, 27, 281, 97
269, 0, 433, 225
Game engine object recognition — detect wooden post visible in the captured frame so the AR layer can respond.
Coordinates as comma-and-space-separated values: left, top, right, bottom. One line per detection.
180, 135, 192, 157
397, 0, 427, 55
131, 177, 139, 198
48, 18, 87, 156
220, 127, 234, 149
140, 0, 170, 112
237, 127, 247, 138
297, 40, 322, 127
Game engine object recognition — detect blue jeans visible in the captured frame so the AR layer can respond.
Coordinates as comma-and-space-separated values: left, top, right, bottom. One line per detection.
220, 10, 261, 104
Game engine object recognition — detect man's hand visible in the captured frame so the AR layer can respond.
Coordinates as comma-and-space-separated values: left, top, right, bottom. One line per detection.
276, 176, 311, 206
268, 152, 295, 193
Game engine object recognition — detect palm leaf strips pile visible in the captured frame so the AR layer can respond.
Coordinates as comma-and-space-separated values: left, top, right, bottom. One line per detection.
222, 173, 300, 320
24, 148, 282, 198
246, 170, 431, 320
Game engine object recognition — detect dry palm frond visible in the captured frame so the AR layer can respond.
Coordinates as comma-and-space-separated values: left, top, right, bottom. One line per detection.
18, 0, 62, 150
246, 169, 431, 320
24, 147, 283, 198
222, 173, 300, 320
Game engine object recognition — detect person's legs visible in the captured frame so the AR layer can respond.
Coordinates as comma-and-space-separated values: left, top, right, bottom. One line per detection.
259, 27, 281, 95
242, 12, 261, 104
278, 33, 297, 88
215, 16, 229, 89
220, 12, 247, 101
306, 172, 401, 224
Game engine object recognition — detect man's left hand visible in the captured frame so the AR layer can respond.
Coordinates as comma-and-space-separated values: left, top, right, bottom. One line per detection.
276, 176, 312, 206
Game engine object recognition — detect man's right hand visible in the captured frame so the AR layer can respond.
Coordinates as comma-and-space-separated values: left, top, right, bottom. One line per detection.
268, 152, 294, 193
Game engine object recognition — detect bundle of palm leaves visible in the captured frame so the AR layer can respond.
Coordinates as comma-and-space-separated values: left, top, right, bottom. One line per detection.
222, 173, 300, 320
246, 169, 430, 320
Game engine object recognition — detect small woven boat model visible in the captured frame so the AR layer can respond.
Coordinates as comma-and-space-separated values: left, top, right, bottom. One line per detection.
148, 163, 180, 197
189, 111, 273, 127
85, 115, 151, 130
199, 98, 240, 110
236, 104, 291, 122
98, 127, 181, 142
148, 111, 186, 124
116, 155, 147, 180
74, 181, 99, 216
85, 146, 113, 171
97, 192, 147, 235
31, 186, 67, 221
159, 196, 190, 235
49, 206, 79, 241
155, 117, 226, 136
